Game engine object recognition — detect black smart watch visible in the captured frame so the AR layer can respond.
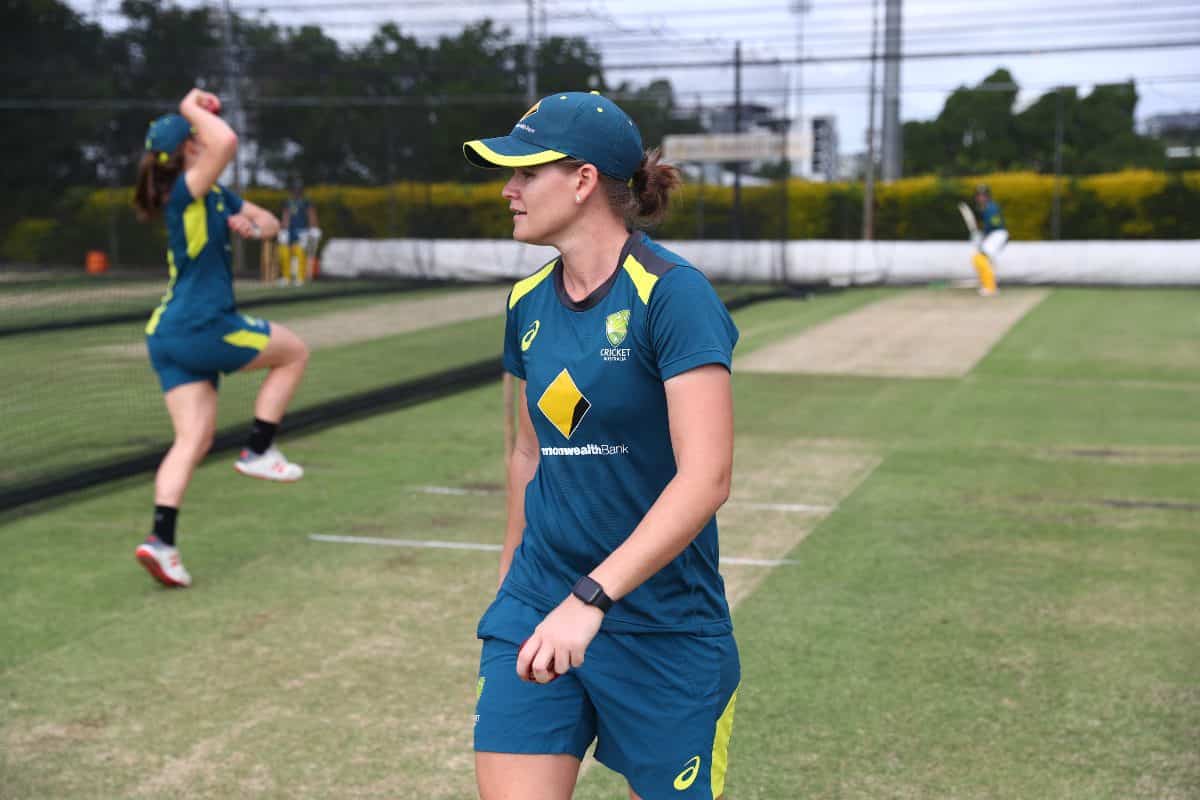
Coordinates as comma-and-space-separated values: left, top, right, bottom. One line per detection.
571, 575, 613, 613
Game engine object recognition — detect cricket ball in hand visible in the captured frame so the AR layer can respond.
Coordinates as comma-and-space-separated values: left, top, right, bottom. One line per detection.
519, 638, 559, 683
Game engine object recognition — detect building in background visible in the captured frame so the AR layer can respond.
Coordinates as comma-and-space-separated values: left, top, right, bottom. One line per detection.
1144, 112, 1200, 165
666, 102, 840, 183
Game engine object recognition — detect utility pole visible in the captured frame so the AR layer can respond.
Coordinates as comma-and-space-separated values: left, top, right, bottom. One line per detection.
780, 69, 791, 284
221, 0, 245, 270
733, 41, 743, 240
526, 0, 538, 106
790, 0, 811, 178
880, 0, 903, 181
863, 0, 880, 240
1052, 86, 1065, 240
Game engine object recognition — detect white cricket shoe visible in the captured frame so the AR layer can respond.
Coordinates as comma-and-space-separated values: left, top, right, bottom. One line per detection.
234, 445, 304, 482
135, 536, 192, 588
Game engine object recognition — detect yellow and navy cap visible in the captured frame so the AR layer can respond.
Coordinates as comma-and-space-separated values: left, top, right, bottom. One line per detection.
464, 91, 644, 181
144, 114, 193, 158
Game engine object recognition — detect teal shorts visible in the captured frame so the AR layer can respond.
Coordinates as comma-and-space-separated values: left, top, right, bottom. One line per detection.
147, 313, 271, 392
474, 591, 740, 800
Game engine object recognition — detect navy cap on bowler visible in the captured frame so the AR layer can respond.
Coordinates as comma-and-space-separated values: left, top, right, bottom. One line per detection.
463, 91, 644, 181
144, 114, 193, 156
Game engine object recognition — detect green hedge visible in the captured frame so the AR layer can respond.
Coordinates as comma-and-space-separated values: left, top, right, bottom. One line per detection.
5, 170, 1197, 269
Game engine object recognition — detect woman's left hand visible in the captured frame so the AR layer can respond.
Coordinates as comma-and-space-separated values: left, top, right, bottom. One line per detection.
517, 595, 604, 684
227, 213, 260, 239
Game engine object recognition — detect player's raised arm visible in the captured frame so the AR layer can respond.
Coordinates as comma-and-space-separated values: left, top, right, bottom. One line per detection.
178, 89, 237, 200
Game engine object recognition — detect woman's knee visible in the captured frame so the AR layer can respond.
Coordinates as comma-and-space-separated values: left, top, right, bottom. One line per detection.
176, 428, 214, 459
271, 323, 309, 366
293, 336, 310, 367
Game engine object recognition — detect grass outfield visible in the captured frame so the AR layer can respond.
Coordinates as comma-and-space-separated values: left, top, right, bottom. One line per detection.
0, 282, 815, 491
1, 287, 1197, 798
0, 277, 452, 330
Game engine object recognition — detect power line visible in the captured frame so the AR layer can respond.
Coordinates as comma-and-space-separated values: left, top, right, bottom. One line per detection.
602, 37, 1200, 71
579, 17, 1198, 52
225, 4, 1199, 33
216, 0, 1192, 15
5, 73, 1199, 111
90, 0, 1199, 31
9, 30, 1200, 83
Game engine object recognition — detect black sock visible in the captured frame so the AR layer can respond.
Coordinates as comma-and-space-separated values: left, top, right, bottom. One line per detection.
246, 417, 278, 455
153, 505, 178, 547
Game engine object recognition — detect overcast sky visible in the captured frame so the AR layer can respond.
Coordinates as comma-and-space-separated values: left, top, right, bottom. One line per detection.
85, 0, 1200, 154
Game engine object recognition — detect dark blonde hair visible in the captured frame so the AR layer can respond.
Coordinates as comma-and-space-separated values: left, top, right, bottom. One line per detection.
133, 147, 186, 222
559, 148, 682, 228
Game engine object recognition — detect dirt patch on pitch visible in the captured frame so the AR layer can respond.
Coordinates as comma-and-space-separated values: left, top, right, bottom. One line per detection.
0, 282, 163, 310
93, 285, 508, 358
737, 288, 1049, 378
278, 285, 507, 349
1038, 446, 1200, 466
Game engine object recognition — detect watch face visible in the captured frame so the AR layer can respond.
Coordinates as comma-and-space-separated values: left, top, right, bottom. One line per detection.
574, 577, 602, 605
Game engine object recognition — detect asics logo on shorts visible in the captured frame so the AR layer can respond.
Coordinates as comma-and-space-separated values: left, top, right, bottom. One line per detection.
673, 755, 701, 790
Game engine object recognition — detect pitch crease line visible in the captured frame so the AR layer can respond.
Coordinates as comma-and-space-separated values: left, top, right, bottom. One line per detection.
411, 485, 832, 513
308, 534, 797, 566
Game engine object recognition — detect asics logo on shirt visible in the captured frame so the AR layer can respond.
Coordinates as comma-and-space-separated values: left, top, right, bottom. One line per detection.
673, 755, 701, 790
521, 319, 540, 351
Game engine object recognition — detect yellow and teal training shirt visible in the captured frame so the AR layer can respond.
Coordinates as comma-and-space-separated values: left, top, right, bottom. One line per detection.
980, 200, 1006, 234
502, 231, 739, 635
285, 197, 311, 239
146, 176, 244, 336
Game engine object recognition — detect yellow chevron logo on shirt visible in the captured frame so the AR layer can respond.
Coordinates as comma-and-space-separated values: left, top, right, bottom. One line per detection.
537, 369, 590, 440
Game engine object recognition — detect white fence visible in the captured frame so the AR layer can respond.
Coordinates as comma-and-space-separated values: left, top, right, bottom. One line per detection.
322, 239, 1200, 286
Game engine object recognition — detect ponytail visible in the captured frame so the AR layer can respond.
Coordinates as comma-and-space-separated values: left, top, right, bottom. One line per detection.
133, 148, 185, 222
624, 148, 681, 227
557, 149, 682, 229
594, 148, 681, 228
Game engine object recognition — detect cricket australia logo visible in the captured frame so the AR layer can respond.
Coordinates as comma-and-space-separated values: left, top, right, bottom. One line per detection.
605, 309, 629, 346
602, 309, 631, 362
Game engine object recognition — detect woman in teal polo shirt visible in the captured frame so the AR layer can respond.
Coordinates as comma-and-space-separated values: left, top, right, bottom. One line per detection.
132, 88, 310, 588
466, 92, 741, 800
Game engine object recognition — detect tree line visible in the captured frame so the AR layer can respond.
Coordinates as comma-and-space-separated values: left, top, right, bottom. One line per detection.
0, 1, 1173, 233
903, 68, 1165, 177
2, 0, 699, 228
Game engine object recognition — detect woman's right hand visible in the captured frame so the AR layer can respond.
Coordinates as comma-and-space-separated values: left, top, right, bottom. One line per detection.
182, 89, 221, 115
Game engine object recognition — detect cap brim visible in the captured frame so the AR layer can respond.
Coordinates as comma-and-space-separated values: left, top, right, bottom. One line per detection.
463, 136, 566, 169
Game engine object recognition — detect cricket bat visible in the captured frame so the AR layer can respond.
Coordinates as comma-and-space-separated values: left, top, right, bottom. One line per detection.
957, 202, 979, 238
